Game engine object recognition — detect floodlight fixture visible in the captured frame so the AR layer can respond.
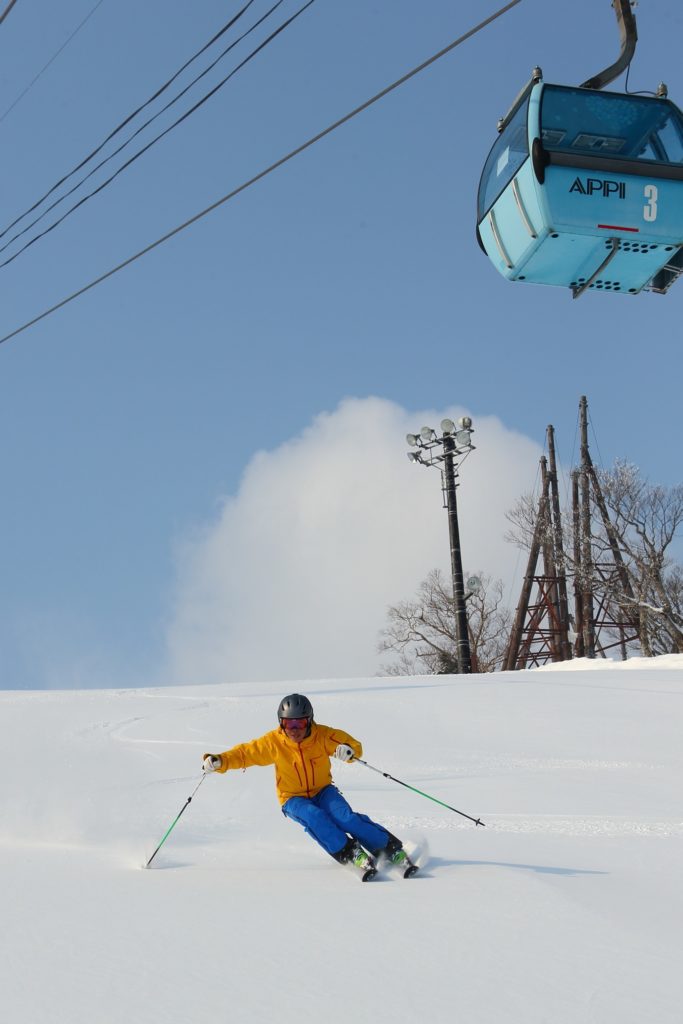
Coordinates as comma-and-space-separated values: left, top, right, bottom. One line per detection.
458, 416, 473, 430
440, 418, 455, 435
455, 429, 472, 447
407, 451, 420, 463
420, 426, 435, 441
406, 433, 419, 447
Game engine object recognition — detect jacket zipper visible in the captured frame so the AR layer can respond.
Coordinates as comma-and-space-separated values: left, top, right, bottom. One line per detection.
297, 744, 312, 797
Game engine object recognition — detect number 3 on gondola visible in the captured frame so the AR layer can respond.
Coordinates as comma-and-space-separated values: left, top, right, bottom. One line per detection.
643, 185, 658, 223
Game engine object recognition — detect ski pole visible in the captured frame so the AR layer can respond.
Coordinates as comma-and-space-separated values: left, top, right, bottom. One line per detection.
144, 771, 208, 868
354, 757, 485, 827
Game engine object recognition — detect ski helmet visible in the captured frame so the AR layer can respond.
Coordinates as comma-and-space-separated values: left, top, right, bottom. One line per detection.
277, 693, 313, 723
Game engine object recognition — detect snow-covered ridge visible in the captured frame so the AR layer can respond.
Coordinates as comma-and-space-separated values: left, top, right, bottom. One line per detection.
533, 652, 683, 672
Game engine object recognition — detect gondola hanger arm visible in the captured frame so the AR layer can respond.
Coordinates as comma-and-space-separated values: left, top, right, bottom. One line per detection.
581, 0, 638, 90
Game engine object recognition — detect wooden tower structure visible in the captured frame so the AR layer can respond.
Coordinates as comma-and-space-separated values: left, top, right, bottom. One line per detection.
504, 397, 638, 670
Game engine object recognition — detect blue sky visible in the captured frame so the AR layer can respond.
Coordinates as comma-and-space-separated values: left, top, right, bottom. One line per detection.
1, 0, 681, 689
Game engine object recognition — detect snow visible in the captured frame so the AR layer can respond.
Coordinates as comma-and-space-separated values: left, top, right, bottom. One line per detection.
2, 658, 682, 1023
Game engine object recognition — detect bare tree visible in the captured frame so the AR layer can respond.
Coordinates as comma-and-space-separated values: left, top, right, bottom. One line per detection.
504, 491, 548, 552
659, 566, 683, 653
378, 569, 511, 675
594, 461, 683, 654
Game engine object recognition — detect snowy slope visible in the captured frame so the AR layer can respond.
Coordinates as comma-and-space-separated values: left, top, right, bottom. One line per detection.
2, 659, 682, 1024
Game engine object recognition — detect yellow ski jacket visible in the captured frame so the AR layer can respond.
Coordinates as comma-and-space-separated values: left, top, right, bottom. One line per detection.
209, 723, 362, 805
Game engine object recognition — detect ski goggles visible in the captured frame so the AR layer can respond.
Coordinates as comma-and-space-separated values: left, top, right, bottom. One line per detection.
281, 717, 310, 730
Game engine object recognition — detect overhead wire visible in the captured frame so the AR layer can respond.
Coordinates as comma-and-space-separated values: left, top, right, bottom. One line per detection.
0, 0, 107, 126
0, 0, 297, 266
0, 0, 259, 242
588, 407, 607, 471
0, 0, 524, 348
0, 0, 262, 243
0, 0, 19, 27
624, 62, 658, 98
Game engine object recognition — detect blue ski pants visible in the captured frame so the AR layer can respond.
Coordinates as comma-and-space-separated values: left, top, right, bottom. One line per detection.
282, 785, 390, 857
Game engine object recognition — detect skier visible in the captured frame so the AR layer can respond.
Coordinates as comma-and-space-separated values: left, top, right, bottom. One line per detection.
202, 693, 415, 878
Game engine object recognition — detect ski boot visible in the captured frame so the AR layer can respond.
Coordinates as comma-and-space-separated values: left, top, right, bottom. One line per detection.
332, 838, 378, 881
377, 835, 419, 878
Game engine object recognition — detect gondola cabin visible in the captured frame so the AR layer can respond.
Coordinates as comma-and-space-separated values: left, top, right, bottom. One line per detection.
476, 71, 683, 296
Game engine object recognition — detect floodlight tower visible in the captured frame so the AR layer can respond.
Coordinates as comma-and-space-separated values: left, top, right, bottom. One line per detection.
406, 417, 475, 674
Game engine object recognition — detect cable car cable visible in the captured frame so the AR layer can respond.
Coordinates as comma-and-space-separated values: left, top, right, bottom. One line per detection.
0, 0, 20, 27
0, 0, 524, 347
0, 0, 107, 126
0, 0, 294, 265
0, 0, 259, 242
0, 1, 107, 127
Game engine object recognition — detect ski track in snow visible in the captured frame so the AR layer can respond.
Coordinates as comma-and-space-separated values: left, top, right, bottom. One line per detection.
383, 813, 683, 838
72, 703, 215, 747
413, 755, 664, 774
67, 706, 681, 843
78, 712, 668, 773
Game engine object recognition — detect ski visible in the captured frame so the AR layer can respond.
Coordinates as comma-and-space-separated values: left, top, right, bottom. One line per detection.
348, 856, 416, 881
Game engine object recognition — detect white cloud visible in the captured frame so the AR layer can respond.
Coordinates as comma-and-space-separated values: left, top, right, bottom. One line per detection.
165, 397, 542, 684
